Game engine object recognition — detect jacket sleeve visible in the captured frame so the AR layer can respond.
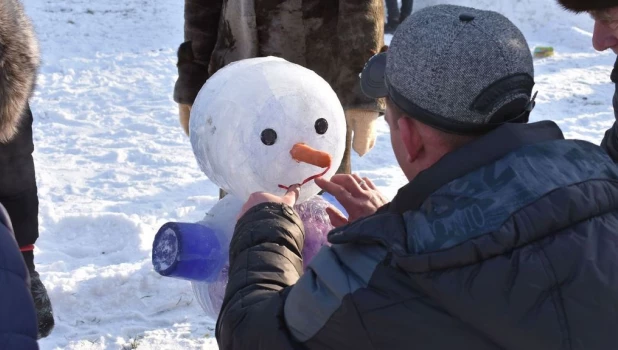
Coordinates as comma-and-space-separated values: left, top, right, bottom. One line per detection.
215, 202, 386, 349
215, 202, 307, 349
173, 0, 224, 105
335, 0, 385, 112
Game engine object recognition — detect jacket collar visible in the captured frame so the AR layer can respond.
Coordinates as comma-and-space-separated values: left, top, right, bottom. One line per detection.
388, 121, 565, 214
611, 56, 618, 83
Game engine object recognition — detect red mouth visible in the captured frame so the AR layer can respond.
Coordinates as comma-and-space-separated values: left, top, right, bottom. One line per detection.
278, 165, 331, 190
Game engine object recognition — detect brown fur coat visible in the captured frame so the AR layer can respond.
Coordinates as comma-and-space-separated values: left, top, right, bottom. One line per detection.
0, 0, 39, 144
174, 0, 385, 112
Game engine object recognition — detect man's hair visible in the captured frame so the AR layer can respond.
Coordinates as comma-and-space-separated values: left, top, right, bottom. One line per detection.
557, 0, 617, 14
386, 99, 480, 151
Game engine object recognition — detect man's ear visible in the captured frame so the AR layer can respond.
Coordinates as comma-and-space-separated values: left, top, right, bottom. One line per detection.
398, 117, 422, 163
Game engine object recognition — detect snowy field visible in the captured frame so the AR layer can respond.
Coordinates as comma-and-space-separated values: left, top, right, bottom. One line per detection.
21, 0, 615, 349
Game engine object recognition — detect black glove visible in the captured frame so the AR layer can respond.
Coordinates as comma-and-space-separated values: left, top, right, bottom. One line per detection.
173, 41, 209, 105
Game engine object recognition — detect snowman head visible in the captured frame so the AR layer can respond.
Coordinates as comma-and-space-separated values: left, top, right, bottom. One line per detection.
189, 57, 346, 203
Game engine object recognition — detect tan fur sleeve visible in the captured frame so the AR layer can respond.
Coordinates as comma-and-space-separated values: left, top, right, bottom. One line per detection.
335, 0, 385, 113
0, 0, 40, 144
174, 0, 224, 105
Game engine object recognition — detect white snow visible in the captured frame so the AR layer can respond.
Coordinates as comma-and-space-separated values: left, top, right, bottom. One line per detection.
19, 0, 613, 349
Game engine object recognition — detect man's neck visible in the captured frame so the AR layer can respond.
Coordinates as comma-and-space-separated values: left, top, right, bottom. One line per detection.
388, 121, 565, 214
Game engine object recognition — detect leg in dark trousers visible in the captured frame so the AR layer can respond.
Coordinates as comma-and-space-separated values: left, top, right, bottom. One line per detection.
384, 0, 400, 24
400, 0, 414, 22
0, 105, 54, 339
384, 0, 401, 33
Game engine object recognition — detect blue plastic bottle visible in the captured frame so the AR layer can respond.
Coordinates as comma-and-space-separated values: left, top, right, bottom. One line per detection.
152, 222, 227, 283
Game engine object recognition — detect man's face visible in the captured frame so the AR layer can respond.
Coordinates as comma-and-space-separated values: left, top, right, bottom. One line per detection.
592, 7, 618, 53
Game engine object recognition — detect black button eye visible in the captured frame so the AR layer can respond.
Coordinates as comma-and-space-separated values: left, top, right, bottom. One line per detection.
315, 118, 328, 135
261, 128, 277, 146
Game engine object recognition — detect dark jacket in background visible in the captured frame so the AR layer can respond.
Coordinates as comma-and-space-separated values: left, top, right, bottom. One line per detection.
0, 204, 39, 350
216, 121, 618, 349
0, 105, 39, 257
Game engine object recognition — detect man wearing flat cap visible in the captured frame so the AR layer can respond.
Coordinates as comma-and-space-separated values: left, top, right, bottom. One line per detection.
215, 4, 618, 349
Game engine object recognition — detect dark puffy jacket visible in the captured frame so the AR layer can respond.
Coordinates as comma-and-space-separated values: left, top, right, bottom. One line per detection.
0, 204, 38, 350
601, 57, 618, 160
216, 121, 618, 349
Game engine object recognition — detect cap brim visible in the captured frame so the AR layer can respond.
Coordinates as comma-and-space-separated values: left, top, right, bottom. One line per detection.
360, 52, 388, 99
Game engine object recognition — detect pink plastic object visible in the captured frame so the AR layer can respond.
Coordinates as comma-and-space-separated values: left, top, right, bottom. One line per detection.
193, 195, 334, 318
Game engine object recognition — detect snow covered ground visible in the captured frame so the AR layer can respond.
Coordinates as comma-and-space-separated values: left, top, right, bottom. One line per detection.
20, 0, 614, 349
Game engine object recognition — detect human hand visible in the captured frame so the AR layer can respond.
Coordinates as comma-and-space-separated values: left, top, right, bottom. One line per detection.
179, 104, 192, 136
315, 174, 389, 227
345, 110, 380, 157
237, 185, 301, 220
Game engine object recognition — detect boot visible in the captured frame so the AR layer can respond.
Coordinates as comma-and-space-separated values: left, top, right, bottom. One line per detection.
29, 267, 54, 339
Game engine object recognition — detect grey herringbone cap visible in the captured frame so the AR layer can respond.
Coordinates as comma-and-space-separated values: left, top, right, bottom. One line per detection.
361, 5, 536, 134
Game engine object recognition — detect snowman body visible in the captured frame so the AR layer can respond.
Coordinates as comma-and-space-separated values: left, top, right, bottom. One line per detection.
191, 193, 335, 318
187, 57, 347, 318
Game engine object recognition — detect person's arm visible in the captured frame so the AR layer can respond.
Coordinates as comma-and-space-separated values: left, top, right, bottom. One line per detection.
336, 0, 386, 156
173, 0, 224, 105
215, 185, 387, 349
335, 0, 385, 113
0, 0, 39, 144
215, 202, 307, 349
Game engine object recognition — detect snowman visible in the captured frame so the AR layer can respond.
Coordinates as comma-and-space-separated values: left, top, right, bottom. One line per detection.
153, 57, 347, 318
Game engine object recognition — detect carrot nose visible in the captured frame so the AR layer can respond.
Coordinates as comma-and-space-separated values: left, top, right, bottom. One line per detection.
290, 143, 332, 168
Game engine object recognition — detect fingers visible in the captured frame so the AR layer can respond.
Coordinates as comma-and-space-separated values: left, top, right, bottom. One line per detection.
326, 206, 349, 228
330, 175, 365, 197
350, 174, 366, 189
362, 177, 378, 190
315, 177, 351, 200
282, 184, 301, 206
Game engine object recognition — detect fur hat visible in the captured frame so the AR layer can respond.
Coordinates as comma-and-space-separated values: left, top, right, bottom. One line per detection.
557, 0, 618, 13
0, 0, 40, 144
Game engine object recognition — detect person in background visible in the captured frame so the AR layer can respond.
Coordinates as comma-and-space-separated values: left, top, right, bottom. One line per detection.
174, 0, 386, 198
0, 0, 54, 339
556, 0, 618, 161
385, 0, 414, 33
215, 5, 618, 349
